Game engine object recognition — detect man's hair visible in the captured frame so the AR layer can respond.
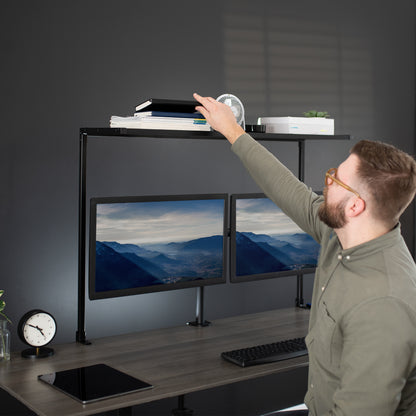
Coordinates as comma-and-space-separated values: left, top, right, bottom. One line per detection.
351, 140, 416, 225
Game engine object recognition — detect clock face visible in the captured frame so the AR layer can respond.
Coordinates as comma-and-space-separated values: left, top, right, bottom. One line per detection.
20, 311, 57, 347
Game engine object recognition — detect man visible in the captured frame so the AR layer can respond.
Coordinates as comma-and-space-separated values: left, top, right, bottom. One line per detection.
193, 93, 416, 415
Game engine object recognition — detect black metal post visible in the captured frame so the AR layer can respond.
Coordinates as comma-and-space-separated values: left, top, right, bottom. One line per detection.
187, 286, 211, 327
76, 132, 90, 344
296, 140, 306, 308
172, 395, 193, 416
295, 273, 304, 307
298, 139, 305, 182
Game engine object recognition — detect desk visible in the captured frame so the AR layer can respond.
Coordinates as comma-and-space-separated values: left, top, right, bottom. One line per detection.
0, 308, 309, 416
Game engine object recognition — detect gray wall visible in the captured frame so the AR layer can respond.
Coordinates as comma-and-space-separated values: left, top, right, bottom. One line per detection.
1, 0, 415, 413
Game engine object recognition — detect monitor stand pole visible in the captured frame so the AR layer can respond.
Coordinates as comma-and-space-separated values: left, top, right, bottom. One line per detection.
187, 286, 211, 327
296, 273, 304, 307
296, 273, 310, 309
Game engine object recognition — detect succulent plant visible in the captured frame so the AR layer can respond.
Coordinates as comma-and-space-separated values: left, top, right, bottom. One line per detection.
303, 110, 330, 118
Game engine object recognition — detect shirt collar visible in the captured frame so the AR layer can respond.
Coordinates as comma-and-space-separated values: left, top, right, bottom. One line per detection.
336, 223, 402, 260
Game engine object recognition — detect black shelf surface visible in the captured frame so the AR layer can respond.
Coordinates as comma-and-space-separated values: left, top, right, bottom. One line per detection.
80, 127, 350, 141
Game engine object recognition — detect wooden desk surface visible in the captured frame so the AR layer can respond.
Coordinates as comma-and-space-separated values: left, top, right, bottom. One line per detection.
0, 308, 309, 416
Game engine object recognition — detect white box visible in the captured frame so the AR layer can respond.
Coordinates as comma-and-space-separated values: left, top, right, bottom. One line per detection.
258, 116, 334, 135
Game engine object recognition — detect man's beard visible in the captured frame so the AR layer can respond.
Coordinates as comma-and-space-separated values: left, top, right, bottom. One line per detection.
318, 189, 348, 229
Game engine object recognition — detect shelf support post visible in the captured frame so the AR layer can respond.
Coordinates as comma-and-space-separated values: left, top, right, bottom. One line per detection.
296, 139, 306, 308
77, 132, 90, 344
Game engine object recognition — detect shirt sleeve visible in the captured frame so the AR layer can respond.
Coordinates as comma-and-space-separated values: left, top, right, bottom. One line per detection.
326, 298, 416, 416
231, 133, 326, 243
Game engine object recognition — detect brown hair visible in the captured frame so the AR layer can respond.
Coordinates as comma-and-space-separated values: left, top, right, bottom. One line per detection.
351, 140, 416, 225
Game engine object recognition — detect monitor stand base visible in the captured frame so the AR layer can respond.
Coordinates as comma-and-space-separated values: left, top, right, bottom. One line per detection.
187, 319, 211, 327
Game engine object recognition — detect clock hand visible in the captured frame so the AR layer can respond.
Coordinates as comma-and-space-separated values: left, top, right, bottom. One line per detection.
28, 324, 46, 337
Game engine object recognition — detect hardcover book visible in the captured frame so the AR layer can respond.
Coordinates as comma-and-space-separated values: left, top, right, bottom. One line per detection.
134, 111, 204, 119
135, 98, 200, 113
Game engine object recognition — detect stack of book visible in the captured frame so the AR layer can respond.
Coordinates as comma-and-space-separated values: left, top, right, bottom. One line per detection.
110, 98, 211, 131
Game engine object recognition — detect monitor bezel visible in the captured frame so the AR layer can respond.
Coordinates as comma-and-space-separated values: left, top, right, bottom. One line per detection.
89, 193, 228, 300
229, 192, 318, 284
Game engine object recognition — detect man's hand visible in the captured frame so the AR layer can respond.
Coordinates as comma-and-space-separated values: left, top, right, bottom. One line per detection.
193, 93, 245, 144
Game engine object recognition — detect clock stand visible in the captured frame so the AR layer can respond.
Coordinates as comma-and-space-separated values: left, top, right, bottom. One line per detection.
21, 346, 54, 359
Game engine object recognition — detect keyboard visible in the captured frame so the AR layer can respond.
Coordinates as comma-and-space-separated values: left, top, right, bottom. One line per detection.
221, 336, 307, 367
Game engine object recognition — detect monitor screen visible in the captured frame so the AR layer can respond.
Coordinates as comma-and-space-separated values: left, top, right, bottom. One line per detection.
230, 193, 320, 283
89, 194, 228, 300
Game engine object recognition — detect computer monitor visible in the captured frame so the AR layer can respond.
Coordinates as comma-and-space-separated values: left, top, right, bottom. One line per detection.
89, 194, 228, 300
230, 193, 319, 283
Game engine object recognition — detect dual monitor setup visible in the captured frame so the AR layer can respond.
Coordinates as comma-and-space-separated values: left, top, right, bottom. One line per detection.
89, 193, 320, 323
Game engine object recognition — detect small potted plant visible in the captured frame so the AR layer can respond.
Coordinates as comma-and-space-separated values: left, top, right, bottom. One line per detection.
0, 290, 11, 361
303, 110, 330, 118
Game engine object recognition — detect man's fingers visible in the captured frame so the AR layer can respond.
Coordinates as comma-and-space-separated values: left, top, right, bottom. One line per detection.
194, 92, 217, 112
195, 105, 208, 119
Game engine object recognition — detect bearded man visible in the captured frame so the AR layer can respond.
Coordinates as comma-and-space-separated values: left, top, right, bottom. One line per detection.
194, 93, 416, 416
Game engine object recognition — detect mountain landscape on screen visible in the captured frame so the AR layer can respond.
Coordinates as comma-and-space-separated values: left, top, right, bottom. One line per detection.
95, 235, 224, 292
91, 197, 226, 294
235, 231, 319, 276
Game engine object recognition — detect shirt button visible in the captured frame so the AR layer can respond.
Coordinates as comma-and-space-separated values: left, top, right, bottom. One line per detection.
321, 286, 325, 292
311, 383, 314, 388
337, 254, 342, 260
346, 255, 351, 260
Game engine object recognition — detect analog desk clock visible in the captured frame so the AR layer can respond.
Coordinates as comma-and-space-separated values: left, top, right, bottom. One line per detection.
18, 310, 57, 358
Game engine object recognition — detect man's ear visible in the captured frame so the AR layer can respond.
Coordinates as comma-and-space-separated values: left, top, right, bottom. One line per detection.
346, 197, 366, 218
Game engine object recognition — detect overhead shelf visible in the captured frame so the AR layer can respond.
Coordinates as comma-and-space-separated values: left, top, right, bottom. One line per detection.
80, 127, 350, 142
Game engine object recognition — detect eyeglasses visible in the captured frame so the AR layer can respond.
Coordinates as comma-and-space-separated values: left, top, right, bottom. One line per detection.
325, 168, 361, 198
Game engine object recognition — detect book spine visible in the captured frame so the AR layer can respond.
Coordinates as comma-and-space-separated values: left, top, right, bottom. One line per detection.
134, 111, 204, 119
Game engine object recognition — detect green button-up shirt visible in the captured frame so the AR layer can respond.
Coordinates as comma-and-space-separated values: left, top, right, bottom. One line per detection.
232, 133, 416, 416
